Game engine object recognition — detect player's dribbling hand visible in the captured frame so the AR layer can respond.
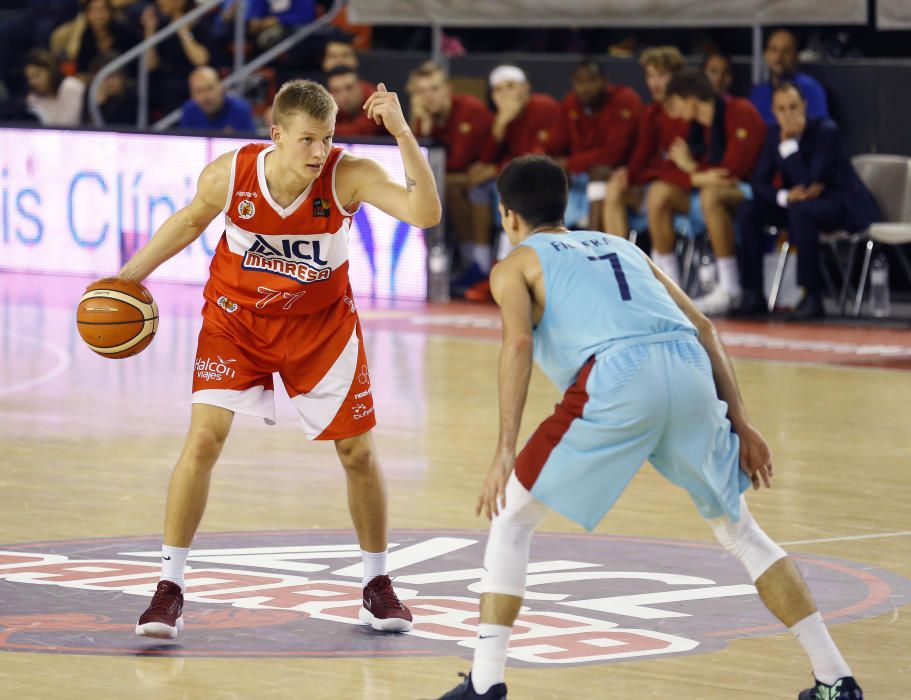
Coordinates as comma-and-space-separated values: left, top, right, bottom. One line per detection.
477, 450, 515, 521
738, 423, 773, 490
364, 83, 409, 138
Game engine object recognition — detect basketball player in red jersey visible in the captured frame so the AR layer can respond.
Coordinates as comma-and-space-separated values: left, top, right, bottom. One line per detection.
117, 79, 441, 639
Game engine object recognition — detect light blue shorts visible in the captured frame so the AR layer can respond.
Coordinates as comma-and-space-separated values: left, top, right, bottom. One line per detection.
627, 181, 753, 239
515, 338, 750, 531
686, 181, 753, 237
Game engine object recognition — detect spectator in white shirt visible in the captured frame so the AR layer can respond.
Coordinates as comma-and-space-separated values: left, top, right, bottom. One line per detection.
24, 49, 85, 126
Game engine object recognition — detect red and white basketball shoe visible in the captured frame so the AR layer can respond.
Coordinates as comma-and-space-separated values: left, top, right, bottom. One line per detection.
135, 580, 184, 639
359, 575, 413, 632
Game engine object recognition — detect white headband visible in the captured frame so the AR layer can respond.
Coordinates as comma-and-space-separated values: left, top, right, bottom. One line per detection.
489, 65, 527, 88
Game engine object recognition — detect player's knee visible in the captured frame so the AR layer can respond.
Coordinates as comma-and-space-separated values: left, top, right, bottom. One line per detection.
710, 503, 787, 581
604, 180, 625, 204
489, 509, 536, 550
482, 510, 538, 598
336, 438, 375, 475
183, 426, 228, 469
647, 184, 673, 213
699, 186, 722, 211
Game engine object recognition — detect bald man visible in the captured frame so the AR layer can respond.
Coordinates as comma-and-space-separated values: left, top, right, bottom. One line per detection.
179, 66, 257, 133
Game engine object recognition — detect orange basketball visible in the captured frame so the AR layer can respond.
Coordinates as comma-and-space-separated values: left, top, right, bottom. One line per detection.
76, 277, 159, 359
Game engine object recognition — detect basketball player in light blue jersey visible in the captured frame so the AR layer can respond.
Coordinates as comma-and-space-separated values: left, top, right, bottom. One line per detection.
433, 156, 862, 700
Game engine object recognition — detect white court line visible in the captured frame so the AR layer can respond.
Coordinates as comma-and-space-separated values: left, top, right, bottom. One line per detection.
0, 332, 72, 396
780, 531, 911, 546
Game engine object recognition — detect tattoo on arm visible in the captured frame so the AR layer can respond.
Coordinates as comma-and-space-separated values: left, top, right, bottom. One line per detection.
406, 175, 417, 192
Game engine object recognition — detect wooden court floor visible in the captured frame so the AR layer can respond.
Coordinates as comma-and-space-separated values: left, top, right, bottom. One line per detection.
1, 272, 910, 699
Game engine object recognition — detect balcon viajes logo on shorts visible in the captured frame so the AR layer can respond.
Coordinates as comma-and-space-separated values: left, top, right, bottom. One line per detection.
241, 234, 333, 284
195, 356, 237, 381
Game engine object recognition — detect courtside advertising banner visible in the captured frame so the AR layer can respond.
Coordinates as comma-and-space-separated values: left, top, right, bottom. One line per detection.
0, 127, 427, 300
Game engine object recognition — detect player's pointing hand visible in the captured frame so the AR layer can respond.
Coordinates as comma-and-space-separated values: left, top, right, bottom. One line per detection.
364, 82, 410, 138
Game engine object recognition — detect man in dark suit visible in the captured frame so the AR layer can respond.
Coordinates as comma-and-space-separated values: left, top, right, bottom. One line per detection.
737, 82, 879, 319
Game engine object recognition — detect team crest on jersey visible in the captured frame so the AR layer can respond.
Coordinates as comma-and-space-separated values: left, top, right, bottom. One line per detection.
238, 199, 256, 219
312, 198, 331, 218
217, 295, 238, 313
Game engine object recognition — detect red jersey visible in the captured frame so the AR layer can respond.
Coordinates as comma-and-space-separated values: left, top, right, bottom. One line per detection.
627, 102, 689, 186
561, 85, 642, 174
430, 93, 493, 172
662, 96, 766, 191
204, 144, 357, 316
480, 93, 567, 168
334, 80, 385, 138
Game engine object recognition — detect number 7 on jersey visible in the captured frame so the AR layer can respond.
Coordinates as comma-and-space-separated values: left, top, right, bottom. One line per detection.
588, 252, 631, 301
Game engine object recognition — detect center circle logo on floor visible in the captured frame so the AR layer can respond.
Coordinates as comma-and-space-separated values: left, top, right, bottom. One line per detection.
1, 530, 907, 662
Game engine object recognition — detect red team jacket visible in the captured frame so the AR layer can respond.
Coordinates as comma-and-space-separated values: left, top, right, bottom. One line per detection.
659, 97, 767, 191
479, 93, 567, 169
430, 94, 494, 172
626, 102, 691, 187
561, 85, 643, 174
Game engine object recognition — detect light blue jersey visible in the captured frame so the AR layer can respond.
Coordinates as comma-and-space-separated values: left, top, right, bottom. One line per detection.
518, 230, 697, 391
513, 230, 749, 530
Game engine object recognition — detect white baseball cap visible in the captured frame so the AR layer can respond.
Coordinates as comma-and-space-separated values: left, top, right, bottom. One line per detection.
489, 65, 527, 88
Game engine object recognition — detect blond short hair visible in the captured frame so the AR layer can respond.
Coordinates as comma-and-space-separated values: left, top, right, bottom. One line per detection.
639, 46, 684, 74
406, 60, 447, 94
272, 79, 338, 127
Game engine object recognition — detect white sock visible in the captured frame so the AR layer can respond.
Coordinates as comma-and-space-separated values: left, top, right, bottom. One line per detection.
471, 623, 511, 693
653, 252, 681, 287
717, 256, 742, 296
472, 244, 492, 273
361, 549, 387, 587
790, 612, 852, 685
160, 545, 189, 591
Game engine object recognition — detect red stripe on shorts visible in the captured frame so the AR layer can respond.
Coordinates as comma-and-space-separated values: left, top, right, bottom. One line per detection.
515, 356, 595, 491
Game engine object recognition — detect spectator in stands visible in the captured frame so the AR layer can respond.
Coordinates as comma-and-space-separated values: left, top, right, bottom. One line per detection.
737, 83, 878, 319
454, 64, 566, 296
57, 0, 137, 78
750, 28, 829, 125
663, 69, 766, 315
326, 65, 384, 137
247, 0, 316, 51
322, 34, 359, 73
407, 60, 493, 286
703, 51, 733, 99
84, 52, 137, 125
179, 65, 255, 133
557, 58, 642, 230
321, 35, 376, 105
24, 49, 85, 126
142, 0, 212, 116
602, 46, 687, 268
